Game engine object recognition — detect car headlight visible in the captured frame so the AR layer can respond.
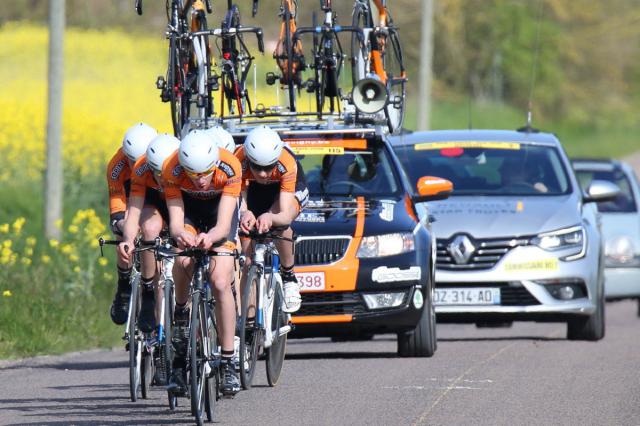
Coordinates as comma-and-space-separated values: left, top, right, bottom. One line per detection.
357, 233, 415, 258
605, 236, 640, 267
531, 225, 586, 261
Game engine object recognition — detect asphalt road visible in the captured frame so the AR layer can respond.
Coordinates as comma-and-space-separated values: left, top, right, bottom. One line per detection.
1, 300, 639, 425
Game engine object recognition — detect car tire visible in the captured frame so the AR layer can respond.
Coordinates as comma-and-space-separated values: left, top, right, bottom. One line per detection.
397, 290, 436, 358
567, 286, 605, 341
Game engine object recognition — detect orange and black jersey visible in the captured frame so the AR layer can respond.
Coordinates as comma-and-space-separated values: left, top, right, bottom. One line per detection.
161, 149, 242, 201
130, 155, 163, 199
235, 145, 298, 193
106, 148, 132, 217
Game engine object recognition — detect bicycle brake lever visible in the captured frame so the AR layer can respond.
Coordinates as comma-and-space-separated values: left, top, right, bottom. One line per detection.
252, 0, 259, 18
256, 29, 265, 53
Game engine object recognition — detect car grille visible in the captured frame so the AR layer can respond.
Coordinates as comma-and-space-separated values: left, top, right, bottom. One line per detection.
436, 235, 531, 271
438, 282, 541, 306
295, 237, 350, 266
297, 291, 367, 316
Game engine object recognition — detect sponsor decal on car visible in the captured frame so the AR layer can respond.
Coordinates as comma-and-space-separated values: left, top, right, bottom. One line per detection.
414, 141, 521, 151
371, 266, 421, 283
295, 212, 325, 223
503, 258, 559, 272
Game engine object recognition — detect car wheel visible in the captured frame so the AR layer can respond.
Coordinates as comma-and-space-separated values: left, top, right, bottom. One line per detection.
567, 286, 605, 341
397, 289, 436, 358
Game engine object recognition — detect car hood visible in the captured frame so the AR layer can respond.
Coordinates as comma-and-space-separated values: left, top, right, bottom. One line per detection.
427, 195, 581, 239
292, 196, 416, 237
600, 213, 640, 242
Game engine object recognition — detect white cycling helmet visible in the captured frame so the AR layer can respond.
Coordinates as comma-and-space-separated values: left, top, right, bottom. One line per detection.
204, 126, 236, 152
146, 133, 180, 174
244, 125, 283, 166
122, 122, 157, 163
179, 130, 220, 174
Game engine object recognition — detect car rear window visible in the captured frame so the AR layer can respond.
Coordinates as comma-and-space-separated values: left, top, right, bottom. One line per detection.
574, 169, 637, 213
394, 141, 571, 196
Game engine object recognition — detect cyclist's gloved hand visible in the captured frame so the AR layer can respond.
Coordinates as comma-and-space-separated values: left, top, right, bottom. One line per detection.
118, 240, 134, 263
240, 211, 256, 233
175, 230, 196, 249
256, 213, 273, 234
196, 232, 216, 250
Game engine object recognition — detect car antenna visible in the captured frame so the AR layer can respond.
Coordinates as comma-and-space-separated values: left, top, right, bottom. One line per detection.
518, 0, 544, 134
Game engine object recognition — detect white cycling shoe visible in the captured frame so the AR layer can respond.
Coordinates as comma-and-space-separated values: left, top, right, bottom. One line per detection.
282, 281, 302, 313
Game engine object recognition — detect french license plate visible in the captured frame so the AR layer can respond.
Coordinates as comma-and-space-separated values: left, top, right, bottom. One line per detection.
295, 272, 326, 292
434, 287, 501, 306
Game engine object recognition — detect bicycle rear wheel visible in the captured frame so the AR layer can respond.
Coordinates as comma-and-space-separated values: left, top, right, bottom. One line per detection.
383, 26, 406, 133
265, 280, 288, 387
128, 274, 142, 402
283, 1, 296, 112
141, 350, 152, 399
204, 292, 217, 422
168, 36, 185, 137
239, 267, 260, 389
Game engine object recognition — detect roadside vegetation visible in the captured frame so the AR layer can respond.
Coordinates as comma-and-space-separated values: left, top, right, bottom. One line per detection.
2, 14, 640, 358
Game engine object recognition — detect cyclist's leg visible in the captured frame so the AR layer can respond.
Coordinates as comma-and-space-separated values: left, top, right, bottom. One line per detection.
110, 215, 131, 325
272, 200, 303, 313
137, 205, 164, 332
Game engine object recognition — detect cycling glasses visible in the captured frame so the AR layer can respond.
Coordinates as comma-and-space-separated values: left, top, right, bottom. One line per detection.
185, 167, 216, 179
249, 161, 277, 173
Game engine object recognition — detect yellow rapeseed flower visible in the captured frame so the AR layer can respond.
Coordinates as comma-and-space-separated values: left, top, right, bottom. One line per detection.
41, 255, 51, 264
69, 254, 79, 262
12, 217, 26, 234
73, 266, 81, 273
2, 290, 11, 297
68, 224, 79, 234
2, 240, 12, 249
98, 257, 108, 266
0, 223, 8, 233
90, 239, 99, 248
61, 244, 73, 254
103, 272, 113, 281
26, 236, 37, 246
49, 239, 59, 248
24, 247, 33, 256
21, 257, 31, 266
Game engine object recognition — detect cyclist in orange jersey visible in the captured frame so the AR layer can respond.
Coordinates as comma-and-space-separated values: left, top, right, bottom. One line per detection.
235, 125, 309, 313
106, 122, 157, 325
118, 134, 179, 333
158, 130, 242, 396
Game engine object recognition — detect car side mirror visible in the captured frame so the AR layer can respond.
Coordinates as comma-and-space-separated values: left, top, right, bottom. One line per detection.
413, 176, 453, 203
583, 179, 620, 203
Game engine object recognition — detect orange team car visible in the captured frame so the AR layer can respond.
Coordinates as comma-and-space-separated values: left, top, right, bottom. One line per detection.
283, 127, 451, 357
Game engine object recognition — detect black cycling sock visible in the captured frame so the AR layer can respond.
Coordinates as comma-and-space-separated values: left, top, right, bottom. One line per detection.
221, 350, 234, 361
175, 303, 189, 322
117, 266, 132, 292
141, 277, 155, 297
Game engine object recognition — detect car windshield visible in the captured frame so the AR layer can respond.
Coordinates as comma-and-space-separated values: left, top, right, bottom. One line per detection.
295, 144, 400, 197
574, 168, 637, 213
394, 142, 571, 196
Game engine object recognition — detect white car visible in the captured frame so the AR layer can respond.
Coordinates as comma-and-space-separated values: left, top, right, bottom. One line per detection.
573, 159, 640, 316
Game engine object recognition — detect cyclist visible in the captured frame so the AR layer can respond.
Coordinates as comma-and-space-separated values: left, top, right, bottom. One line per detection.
117, 134, 180, 332
107, 122, 157, 326
205, 125, 236, 152
161, 130, 243, 396
235, 125, 308, 313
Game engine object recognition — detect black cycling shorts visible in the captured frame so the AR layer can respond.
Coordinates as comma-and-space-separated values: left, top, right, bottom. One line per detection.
183, 195, 239, 245
246, 162, 309, 217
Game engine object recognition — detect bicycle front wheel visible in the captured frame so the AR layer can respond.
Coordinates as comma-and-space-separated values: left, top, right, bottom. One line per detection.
239, 267, 260, 389
265, 280, 288, 387
128, 274, 142, 402
189, 291, 207, 424
163, 278, 177, 410
382, 16, 406, 133
350, 2, 371, 86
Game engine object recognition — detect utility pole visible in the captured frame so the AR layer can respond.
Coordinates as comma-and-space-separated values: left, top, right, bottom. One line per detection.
45, 0, 65, 239
417, 0, 434, 130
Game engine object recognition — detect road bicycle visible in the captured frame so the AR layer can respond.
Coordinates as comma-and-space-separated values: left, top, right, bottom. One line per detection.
351, 0, 406, 133
267, 0, 306, 112
99, 237, 160, 402
158, 242, 237, 425
208, 2, 265, 118
293, 0, 364, 118
237, 229, 292, 389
